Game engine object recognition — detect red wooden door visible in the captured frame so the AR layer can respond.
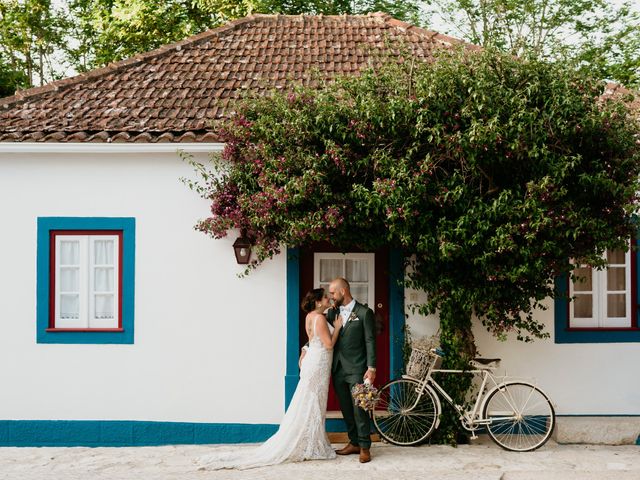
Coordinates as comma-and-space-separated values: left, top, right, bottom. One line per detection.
299, 245, 390, 411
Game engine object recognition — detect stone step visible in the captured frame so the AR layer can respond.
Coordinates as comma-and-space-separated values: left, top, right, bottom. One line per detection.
327, 432, 381, 443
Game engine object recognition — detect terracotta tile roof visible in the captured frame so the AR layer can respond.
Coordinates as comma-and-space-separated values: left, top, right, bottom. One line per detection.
603, 82, 640, 118
0, 13, 469, 144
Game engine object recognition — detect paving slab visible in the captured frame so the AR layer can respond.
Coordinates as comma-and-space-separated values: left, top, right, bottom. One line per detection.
0, 439, 638, 480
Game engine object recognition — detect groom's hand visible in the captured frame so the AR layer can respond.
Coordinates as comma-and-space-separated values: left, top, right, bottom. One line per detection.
364, 367, 376, 385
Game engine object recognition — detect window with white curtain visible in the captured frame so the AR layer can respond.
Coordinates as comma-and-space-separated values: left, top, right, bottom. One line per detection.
53, 233, 120, 329
314, 253, 375, 308
570, 246, 632, 329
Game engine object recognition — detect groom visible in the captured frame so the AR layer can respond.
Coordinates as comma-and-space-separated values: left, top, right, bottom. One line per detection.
327, 277, 376, 463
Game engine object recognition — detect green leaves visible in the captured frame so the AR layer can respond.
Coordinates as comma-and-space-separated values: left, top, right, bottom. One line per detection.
196, 48, 639, 344
427, 0, 640, 88
194, 47, 639, 350
0, 0, 68, 90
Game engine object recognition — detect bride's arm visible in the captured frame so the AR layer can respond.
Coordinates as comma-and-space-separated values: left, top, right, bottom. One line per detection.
316, 314, 342, 349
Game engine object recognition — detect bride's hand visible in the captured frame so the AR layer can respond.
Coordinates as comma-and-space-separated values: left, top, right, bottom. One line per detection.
334, 315, 344, 329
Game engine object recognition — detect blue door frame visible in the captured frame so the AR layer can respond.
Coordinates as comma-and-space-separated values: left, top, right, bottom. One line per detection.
285, 247, 405, 431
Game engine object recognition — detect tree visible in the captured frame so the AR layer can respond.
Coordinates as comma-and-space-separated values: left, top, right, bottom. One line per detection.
63, 0, 423, 70
256, 0, 421, 24
64, 0, 232, 71
0, 0, 68, 88
425, 0, 640, 87
0, 53, 27, 97
187, 48, 640, 442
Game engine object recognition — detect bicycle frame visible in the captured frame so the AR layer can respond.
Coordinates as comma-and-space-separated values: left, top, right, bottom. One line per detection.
407, 365, 515, 436
376, 351, 555, 450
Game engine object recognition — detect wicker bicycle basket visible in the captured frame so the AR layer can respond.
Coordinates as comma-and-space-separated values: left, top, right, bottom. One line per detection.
406, 348, 439, 379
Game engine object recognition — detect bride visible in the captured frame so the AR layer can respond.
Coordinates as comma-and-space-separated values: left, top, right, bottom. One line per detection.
198, 288, 343, 470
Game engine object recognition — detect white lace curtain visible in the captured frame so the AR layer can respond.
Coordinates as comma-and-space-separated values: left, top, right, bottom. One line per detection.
58, 238, 115, 320
319, 258, 369, 304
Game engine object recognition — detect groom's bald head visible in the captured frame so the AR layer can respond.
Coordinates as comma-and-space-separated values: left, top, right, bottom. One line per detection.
329, 277, 352, 307
333, 277, 350, 291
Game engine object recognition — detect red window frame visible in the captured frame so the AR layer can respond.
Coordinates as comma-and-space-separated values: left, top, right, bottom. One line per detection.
47, 230, 124, 332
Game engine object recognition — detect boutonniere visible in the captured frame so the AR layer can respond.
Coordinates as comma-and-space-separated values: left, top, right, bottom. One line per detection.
348, 312, 359, 322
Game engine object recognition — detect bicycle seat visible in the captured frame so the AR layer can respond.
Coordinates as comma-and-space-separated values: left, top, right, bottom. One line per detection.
471, 357, 501, 369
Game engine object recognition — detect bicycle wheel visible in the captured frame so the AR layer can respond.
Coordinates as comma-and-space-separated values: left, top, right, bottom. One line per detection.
372, 378, 439, 446
482, 382, 555, 452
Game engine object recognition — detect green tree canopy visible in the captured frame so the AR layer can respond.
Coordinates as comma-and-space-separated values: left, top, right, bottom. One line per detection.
426, 0, 640, 88
63, 0, 422, 72
0, 0, 68, 88
65, 0, 227, 71
256, 0, 420, 23
0, 53, 27, 96
1, 0, 637, 93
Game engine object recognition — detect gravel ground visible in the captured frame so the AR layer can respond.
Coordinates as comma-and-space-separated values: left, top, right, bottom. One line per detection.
1, 439, 639, 480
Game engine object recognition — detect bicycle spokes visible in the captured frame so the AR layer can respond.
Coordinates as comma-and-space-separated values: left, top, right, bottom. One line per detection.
483, 382, 555, 452
372, 379, 439, 446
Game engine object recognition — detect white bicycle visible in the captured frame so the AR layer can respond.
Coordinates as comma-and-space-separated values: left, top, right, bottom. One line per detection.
371, 348, 556, 452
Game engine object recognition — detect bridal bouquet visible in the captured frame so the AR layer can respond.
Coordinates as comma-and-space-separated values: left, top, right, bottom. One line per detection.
351, 380, 380, 411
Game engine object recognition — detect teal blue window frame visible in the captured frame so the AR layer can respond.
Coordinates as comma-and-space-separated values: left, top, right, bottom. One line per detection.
554, 236, 640, 344
37, 217, 135, 344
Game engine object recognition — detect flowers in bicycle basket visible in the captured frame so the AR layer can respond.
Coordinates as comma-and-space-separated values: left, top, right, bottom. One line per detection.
351, 380, 380, 411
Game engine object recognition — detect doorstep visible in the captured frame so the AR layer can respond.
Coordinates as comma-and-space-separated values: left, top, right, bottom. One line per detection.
326, 411, 381, 443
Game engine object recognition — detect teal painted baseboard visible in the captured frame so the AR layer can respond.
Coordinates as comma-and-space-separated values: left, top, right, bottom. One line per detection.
0, 418, 362, 447
0, 419, 357, 447
326, 418, 347, 432
0, 421, 279, 447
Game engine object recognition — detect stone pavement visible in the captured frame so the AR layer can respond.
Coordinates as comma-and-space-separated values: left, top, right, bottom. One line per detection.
0, 438, 639, 480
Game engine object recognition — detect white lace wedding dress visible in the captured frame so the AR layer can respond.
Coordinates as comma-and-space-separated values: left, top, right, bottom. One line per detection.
197, 316, 336, 470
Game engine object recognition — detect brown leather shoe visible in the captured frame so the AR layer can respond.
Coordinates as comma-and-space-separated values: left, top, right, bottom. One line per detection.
336, 443, 360, 455
359, 448, 371, 463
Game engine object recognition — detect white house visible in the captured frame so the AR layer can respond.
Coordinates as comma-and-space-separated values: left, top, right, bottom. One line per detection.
0, 13, 638, 447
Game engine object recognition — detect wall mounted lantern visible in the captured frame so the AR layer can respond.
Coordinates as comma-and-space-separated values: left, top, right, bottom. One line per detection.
233, 231, 252, 264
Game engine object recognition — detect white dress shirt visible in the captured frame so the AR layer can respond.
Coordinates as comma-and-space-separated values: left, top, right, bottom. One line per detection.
339, 299, 356, 323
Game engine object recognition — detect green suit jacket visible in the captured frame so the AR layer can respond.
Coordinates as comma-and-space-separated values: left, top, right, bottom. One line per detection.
329, 301, 376, 375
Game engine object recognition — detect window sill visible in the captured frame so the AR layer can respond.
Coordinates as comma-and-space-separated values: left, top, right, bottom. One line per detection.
565, 327, 639, 332
46, 328, 124, 332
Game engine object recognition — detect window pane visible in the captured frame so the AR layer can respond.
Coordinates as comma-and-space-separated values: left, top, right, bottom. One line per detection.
573, 267, 592, 291
573, 294, 593, 318
60, 294, 80, 319
94, 294, 114, 319
350, 284, 368, 305
94, 240, 115, 265
606, 249, 625, 265
60, 241, 80, 265
346, 259, 368, 282
320, 259, 342, 282
94, 267, 114, 293
607, 293, 626, 317
607, 267, 626, 291
60, 267, 79, 292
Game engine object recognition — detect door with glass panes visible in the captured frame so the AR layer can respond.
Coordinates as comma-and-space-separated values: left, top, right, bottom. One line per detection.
299, 246, 390, 412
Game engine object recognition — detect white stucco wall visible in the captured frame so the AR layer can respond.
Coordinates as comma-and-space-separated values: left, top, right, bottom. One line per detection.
406, 294, 640, 415
1, 148, 637, 424
0, 150, 287, 423
473, 302, 640, 415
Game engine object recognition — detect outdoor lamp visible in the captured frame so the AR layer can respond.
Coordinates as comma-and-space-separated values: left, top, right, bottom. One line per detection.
233, 231, 252, 264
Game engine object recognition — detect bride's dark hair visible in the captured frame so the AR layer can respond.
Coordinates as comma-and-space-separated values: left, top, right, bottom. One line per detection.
301, 288, 325, 313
